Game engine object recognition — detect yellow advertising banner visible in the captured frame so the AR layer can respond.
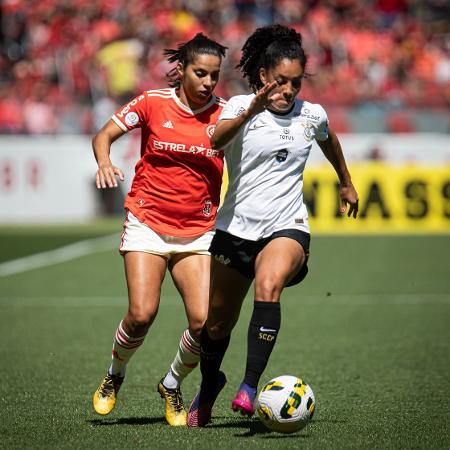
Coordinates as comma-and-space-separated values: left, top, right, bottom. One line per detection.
304, 163, 450, 234
221, 163, 450, 234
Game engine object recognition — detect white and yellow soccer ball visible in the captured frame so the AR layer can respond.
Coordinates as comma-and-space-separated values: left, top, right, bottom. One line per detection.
256, 375, 315, 434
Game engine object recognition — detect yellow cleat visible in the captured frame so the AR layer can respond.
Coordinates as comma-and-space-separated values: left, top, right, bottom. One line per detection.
93, 373, 124, 415
157, 379, 187, 426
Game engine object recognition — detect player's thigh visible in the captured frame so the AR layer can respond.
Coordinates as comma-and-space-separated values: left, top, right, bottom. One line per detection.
170, 253, 211, 336
124, 251, 167, 321
254, 237, 305, 300
207, 258, 253, 338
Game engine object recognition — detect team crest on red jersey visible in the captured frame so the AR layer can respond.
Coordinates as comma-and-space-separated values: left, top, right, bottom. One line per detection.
125, 112, 139, 126
203, 199, 212, 216
206, 125, 215, 138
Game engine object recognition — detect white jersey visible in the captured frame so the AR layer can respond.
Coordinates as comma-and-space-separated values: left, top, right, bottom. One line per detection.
216, 93, 329, 240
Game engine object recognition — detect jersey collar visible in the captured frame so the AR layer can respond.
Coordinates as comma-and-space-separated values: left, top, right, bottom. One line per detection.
267, 102, 296, 116
170, 88, 216, 115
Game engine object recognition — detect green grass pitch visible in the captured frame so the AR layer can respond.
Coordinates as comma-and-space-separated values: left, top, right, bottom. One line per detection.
0, 222, 449, 449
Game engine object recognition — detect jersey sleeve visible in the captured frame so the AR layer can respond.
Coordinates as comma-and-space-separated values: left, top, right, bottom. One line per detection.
314, 104, 329, 141
218, 95, 249, 121
112, 92, 149, 132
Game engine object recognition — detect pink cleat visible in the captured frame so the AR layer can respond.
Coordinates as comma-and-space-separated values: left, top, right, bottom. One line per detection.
187, 371, 227, 427
231, 385, 256, 417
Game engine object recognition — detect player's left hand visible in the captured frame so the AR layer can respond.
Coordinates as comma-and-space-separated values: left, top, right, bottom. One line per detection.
339, 184, 359, 218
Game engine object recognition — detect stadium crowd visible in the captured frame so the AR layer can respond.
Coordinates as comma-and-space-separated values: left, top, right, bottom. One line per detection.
0, 0, 449, 134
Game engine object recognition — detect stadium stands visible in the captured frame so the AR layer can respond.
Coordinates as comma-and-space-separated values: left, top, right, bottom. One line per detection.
0, 0, 448, 135
386, 110, 416, 134
413, 111, 449, 133
348, 107, 387, 134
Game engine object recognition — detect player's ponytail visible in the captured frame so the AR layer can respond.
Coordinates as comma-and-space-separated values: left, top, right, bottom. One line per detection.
237, 24, 308, 92
164, 33, 227, 88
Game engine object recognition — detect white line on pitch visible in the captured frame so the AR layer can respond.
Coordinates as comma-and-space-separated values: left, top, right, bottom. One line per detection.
0, 294, 449, 306
0, 295, 181, 307
0, 234, 120, 277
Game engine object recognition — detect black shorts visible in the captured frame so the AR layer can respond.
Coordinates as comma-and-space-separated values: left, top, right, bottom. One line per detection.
209, 229, 310, 287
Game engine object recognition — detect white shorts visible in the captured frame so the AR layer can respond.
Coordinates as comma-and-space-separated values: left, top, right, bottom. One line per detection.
119, 211, 214, 258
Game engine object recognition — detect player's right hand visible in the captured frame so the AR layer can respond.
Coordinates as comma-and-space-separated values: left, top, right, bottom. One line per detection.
96, 164, 125, 189
248, 81, 282, 115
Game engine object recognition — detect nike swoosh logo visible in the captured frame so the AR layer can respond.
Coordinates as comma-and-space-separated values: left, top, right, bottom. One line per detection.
259, 327, 277, 333
250, 123, 266, 130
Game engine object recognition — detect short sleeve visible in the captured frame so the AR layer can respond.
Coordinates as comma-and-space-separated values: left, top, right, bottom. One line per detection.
112, 93, 149, 132
315, 104, 329, 141
218, 95, 250, 121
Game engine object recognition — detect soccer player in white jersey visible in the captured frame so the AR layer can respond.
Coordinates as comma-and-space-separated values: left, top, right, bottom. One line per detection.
188, 24, 359, 427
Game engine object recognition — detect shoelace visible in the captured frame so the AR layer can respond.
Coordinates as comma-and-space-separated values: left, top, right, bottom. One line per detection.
166, 388, 184, 412
99, 375, 118, 397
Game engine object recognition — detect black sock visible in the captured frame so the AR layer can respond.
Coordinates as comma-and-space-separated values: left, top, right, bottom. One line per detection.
200, 325, 230, 392
243, 301, 281, 388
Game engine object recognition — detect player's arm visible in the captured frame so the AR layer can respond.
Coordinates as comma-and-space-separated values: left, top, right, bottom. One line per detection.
210, 116, 248, 150
211, 81, 280, 149
92, 119, 126, 189
317, 128, 359, 218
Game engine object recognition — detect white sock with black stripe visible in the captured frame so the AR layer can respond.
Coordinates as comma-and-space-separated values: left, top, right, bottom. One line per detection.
163, 329, 200, 389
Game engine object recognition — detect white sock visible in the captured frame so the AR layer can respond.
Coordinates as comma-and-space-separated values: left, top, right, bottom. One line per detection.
163, 329, 200, 388
108, 321, 146, 376
162, 368, 179, 389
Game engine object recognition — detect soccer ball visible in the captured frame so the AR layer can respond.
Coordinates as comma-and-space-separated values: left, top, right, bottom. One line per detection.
256, 375, 315, 434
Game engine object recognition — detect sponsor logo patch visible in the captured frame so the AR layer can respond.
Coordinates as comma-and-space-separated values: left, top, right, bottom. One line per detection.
279, 127, 294, 140
125, 112, 139, 126
259, 326, 277, 333
116, 95, 145, 118
153, 139, 221, 158
250, 121, 266, 130
276, 149, 288, 162
215, 254, 231, 265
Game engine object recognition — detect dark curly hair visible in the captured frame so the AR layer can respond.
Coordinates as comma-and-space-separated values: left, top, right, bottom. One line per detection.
237, 24, 308, 92
164, 33, 227, 88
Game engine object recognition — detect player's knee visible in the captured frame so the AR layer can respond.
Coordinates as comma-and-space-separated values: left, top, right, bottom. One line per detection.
186, 307, 208, 340
127, 305, 158, 333
255, 274, 283, 300
188, 320, 205, 341
207, 319, 233, 340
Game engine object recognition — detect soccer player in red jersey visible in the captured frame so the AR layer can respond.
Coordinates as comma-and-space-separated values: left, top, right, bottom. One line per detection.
91, 33, 227, 426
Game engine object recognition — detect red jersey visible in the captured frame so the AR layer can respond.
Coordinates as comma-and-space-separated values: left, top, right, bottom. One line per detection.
112, 88, 226, 237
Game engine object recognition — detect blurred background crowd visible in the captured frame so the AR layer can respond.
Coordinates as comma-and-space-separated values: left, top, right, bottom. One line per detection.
0, 0, 449, 135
